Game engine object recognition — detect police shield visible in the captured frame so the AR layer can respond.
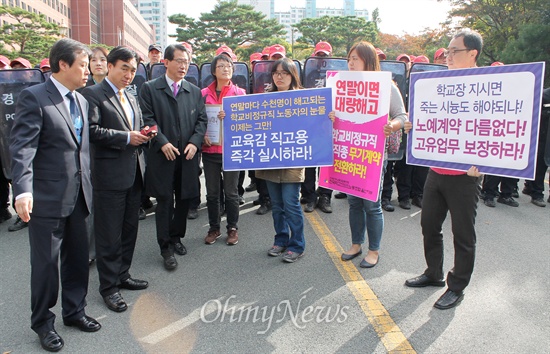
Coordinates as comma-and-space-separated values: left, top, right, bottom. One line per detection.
150, 62, 165, 80
185, 63, 200, 87
200, 62, 250, 93
302, 57, 348, 89
252, 60, 302, 93
410, 63, 448, 74
0, 69, 45, 179
380, 60, 408, 102
544, 93, 550, 166
379, 61, 408, 161
149, 62, 200, 87
125, 62, 147, 98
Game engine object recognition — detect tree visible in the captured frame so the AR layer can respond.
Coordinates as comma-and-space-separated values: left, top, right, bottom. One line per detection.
294, 16, 378, 57
443, 0, 545, 65
0, 5, 61, 65
500, 23, 550, 86
169, 0, 285, 64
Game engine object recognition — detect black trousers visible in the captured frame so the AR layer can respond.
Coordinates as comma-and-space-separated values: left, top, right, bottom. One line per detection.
300, 167, 332, 203
29, 188, 90, 335
524, 116, 549, 199
94, 172, 142, 297
0, 158, 9, 209
155, 156, 191, 255
482, 175, 518, 199
421, 170, 481, 292
256, 177, 270, 202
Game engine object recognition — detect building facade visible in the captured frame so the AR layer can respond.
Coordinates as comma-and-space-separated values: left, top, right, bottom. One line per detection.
237, 0, 274, 18
274, 0, 369, 43
131, 0, 167, 49
237, 0, 368, 43
1, 1, 154, 60
0, 0, 70, 33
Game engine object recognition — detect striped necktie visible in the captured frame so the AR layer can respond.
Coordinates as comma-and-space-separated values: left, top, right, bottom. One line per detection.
118, 90, 133, 128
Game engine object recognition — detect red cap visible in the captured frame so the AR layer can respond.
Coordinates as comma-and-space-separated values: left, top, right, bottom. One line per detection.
313, 41, 332, 56
413, 55, 429, 63
491, 61, 504, 66
434, 48, 446, 60
216, 45, 237, 62
181, 42, 193, 56
40, 58, 50, 69
375, 48, 386, 60
409, 55, 416, 62
269, 44, 286, 58
10, 57, 32, 69
216, 45, 234, 57
250, 52, 262, 62
0, 55, 10, 67
396, 54, 410, 62
261, 46, 270, 59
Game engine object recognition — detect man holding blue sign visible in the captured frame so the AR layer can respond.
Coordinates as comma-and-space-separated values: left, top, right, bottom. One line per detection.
405, 29, 483, 310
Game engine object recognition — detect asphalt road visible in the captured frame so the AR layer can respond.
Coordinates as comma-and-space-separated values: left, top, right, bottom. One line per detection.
1, 174, 549, 353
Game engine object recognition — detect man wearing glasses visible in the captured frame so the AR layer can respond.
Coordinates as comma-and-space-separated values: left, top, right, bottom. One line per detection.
139, 44, 207, 270
405, 29, 483, 310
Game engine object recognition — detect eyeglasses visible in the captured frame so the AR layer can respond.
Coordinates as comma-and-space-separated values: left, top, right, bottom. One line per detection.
443, 48, 472, 57
216, 65, 233, 70
171, 59, 189, 66
272, 71, 290, 78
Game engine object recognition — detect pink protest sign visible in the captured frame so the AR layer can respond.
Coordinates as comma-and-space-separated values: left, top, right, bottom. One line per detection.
319, 70, 392, 201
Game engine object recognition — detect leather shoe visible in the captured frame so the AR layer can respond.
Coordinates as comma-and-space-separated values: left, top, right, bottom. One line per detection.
434, 289, 464, 310
103, 292, 128, 312
163, 254, 178, 270
138, 207, 146, 220
174, 242, 187, 255
381, 199, 395, 212
405, 274, 446, 288
63, 315, 101, 332
399, 199, 411, 210
119, 277, 149, 290
8, 216, 28, 232
39, 330, 64, 352
341, 250, 362, 261
304, 201, 315, 212
187, 208, 198, 219
359, 255, 379, 268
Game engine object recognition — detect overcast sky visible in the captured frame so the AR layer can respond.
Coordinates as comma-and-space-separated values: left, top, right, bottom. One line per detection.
166, 0, 452, 41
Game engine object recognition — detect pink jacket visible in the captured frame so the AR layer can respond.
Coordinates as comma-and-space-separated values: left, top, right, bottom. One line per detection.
201, 81, 246, 154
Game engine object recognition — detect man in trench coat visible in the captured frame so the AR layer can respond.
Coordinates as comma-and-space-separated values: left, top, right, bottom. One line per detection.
139, 44, 207, 270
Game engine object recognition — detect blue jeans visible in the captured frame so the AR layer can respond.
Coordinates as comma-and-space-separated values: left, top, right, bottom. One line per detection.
265, 181, 305, 253
347, 160, 387, 251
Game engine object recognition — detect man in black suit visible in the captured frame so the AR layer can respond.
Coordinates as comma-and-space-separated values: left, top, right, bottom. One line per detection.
139, 44, 207, 270
9, 38, 100, 352
81, 46, 152, 313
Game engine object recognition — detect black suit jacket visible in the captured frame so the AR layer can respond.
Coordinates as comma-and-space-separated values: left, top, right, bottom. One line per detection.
139, 77, 207, 199
9, 79, 92, 218
82, 80, 146, 191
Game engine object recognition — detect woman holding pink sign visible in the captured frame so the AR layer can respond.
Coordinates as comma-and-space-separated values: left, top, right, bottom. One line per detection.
340, 42, 409, 268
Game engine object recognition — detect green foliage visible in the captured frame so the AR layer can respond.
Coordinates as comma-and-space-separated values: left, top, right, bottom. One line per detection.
500, 23, 550, 86
0, 5, 61, 65
294, 16, 378, 57
169, 0, 285, 64
445, 0, 545, 65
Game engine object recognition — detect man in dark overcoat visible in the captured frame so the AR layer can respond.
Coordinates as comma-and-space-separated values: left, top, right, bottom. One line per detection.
139, 44, 207, 270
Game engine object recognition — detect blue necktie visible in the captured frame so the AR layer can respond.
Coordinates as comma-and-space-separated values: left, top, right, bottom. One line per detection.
66, 92, 82, 144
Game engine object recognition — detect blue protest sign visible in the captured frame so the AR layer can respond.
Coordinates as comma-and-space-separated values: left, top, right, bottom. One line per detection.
222, 88, 333, 171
